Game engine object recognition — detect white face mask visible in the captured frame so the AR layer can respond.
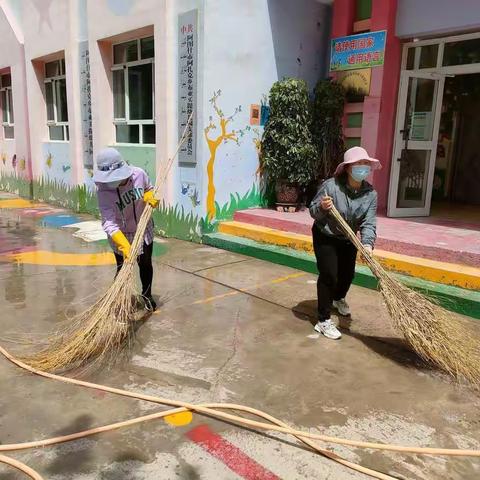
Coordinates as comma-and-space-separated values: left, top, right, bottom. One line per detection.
106, 180, 122, 189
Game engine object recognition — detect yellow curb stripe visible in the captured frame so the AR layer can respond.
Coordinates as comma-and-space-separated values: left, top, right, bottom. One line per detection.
219, 221, 480, 291
1, 250, 116, 266
367, 251, 480, 291
219, 221, 314, 252
0, 199, 35, 209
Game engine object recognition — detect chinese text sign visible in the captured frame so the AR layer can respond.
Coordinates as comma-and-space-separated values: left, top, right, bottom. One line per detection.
178, 10, 198, 165
330, 30, 387, 72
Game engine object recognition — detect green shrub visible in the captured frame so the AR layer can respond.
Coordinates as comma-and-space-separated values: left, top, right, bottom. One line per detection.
260, 78, 317, 186
311, 79, 345, 180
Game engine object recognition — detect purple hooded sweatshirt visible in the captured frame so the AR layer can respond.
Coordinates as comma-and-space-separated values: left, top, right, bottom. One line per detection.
96, 166, 154, 253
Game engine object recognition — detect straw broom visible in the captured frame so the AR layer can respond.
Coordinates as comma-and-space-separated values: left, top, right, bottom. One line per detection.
20, 115, 193, 373
329, 204, 480, 384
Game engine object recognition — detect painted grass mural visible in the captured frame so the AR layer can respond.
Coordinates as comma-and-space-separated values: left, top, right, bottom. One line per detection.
33, 177, 98, 214
153, 183, 266, 241
1, 171, 266, 243
0, 172, 98, 215
214, 183, 266, 221
0, 171, 32, 199
153, 203, 202, 242
0, 172, 266, 240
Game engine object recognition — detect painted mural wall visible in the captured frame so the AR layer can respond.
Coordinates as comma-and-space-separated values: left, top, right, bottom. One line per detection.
197, 0, 330, 231
0, 0, 331, 241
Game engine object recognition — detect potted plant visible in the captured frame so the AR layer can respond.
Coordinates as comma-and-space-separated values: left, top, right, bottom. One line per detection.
260, 78, 317, 211
309, 79, 345, 203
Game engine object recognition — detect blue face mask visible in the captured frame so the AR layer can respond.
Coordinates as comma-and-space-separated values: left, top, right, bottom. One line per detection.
350, 165, 371, 182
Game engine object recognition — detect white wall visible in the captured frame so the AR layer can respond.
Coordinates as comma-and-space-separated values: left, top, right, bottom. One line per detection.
267, 0, 331, 89
22, 0, 70, 59
22, 0, 84, 184
0, 2, 29, 178
397, 0, 480, 38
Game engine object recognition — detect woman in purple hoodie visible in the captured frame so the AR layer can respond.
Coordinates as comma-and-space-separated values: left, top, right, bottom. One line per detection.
93, 148, 159, 311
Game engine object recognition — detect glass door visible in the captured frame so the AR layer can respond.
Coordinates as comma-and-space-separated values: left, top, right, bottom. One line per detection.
388, 71, 445, 217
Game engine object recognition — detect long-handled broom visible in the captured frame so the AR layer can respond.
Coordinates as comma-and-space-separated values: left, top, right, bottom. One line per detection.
329, 204, 480, 384
21, 115, 194, 372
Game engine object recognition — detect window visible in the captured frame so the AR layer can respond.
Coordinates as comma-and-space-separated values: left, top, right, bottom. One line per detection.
356, 0, 372, 21
443, 37, 480, 67
1, 73, 14, 139
406, 44, 439, 70
44, 59, 69, 141
112, 36, 155, 144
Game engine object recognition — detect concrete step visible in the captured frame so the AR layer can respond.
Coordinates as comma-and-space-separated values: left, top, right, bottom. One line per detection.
233, 208, 480, 267
203, 232, 480, 320
218, 220, 480, 292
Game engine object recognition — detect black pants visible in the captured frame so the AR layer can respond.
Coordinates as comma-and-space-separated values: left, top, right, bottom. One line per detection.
114, 242, 153, 298
312, 226, 357, 321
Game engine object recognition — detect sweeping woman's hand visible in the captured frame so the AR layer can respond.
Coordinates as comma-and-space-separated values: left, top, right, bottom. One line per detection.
321, 195, 333, 211
143, 190, 159, 208
363, 245, 373, 255
111, 231, 131, 259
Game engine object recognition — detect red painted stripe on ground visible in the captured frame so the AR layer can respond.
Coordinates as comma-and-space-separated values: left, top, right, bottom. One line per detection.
186, 424, 280, 480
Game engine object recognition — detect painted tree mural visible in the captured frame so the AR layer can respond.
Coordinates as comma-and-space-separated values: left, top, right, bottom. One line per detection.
204, 90, 242, 221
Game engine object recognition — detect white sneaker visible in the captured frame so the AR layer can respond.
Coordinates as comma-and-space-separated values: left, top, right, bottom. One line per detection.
333, 298, 351, 316
314, 319, 342, 340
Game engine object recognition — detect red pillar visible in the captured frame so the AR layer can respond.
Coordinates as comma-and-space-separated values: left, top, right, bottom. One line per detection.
331, 0, 356, 134
331, 0, 355, 37
367, 0, 402, 213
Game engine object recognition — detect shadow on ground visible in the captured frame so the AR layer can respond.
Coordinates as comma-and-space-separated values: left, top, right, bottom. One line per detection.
292, 299, 433, 374
45, 414, 97, 476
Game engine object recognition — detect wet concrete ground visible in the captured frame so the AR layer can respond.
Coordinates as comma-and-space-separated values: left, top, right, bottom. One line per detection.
0, 194, 479, 480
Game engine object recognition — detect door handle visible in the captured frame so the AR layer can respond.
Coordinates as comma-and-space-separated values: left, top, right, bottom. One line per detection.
400, 127, 410, 140
398, 150, 409, 163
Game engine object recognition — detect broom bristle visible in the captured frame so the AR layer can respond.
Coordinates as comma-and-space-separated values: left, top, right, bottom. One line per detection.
329, 205, 480, 384
21, 261, 138, 372
22, 204, 153, 372
380, 276, 480, 383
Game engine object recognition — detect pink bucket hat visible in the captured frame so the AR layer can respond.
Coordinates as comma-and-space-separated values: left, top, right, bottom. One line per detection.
334, 146, 381, 176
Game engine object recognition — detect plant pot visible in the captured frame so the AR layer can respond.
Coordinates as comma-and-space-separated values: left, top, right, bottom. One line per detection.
275, 181, 300, 211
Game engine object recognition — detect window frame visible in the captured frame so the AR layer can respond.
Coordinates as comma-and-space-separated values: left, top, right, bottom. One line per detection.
44, 59, 69, 142
402, 31, 480, 75
111, 36, 155, 145
0, 73, 14, 139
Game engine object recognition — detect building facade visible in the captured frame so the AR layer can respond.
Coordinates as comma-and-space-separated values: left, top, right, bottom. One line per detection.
0, 0, 332, 239
332, 0, 480, 216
